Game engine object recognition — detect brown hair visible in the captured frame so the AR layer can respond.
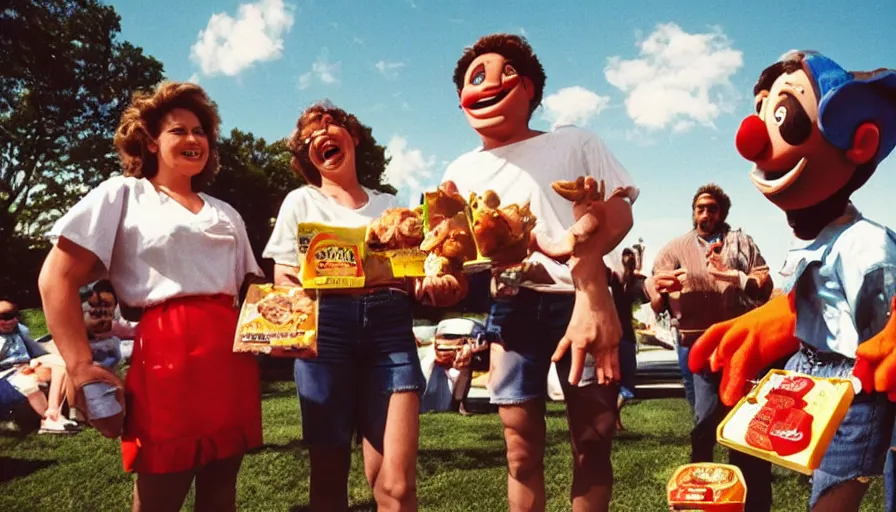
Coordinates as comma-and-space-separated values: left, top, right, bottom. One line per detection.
452, 33, 546, 120
692, 183, 731, 223
286, 101, 379, 187
113, 81, 221, 192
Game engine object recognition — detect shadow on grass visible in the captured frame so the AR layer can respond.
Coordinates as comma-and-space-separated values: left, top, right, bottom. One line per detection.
250, 438, 307, 454
417, 447, 507, 476
290, 502, 376, 512
0, 457, 56, 483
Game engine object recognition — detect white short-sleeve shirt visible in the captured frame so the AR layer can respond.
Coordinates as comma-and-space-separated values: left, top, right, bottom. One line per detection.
262, 186, 398, 268
442, 125, 639, 293
47, 176, 263, 308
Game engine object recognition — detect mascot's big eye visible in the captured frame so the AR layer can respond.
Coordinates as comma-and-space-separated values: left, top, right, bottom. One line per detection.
773, 106, 787, 126
775, 94, 813, 146
503, 64, 517, 77
471, 70, 485, 86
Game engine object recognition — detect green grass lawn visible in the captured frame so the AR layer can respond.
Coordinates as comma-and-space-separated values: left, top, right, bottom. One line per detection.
1, 380, 885, 511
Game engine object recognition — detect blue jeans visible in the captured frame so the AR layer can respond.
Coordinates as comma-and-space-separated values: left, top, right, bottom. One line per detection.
786, 346, 895, 509
294, 289, 424, 451
676, 341, 696, 411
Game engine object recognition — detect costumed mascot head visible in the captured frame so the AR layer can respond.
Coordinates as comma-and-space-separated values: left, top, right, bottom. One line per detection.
734, 50, 896, 239
452, 33, 546, 143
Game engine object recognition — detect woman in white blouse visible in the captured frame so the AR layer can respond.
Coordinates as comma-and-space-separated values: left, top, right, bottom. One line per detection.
39, 82, 263, 512
264, 101, 464, 512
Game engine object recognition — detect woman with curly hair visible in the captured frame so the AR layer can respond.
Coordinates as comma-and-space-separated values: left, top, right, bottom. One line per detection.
39, 81, 263, 511
263, 101, 463, 512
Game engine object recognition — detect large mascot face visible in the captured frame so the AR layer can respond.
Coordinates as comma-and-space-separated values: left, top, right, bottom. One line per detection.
459, 52, 534, 138
734, 52, 892, 212
736, 68, 855, 211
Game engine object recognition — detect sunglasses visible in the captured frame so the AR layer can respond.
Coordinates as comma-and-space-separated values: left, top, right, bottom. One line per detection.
298, 115, 340, 150
0, 311, 18, 321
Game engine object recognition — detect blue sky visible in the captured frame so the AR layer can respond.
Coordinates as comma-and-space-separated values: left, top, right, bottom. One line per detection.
110, 0, 895, 283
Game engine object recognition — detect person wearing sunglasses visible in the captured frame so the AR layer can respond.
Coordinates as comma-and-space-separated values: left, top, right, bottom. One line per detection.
645, 183, 775, 511
0, 300, 78, 434
264, 101, 464, 512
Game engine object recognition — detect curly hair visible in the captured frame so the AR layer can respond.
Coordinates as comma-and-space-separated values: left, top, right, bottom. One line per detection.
452, 33, 546, 120
113, 81, 221, 192
692, 183, 731, 223
286, 101, 379, 187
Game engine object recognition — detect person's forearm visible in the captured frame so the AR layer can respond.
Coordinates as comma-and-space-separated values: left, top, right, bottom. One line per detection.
38, 272, 94, 368
596, 197, 633, 255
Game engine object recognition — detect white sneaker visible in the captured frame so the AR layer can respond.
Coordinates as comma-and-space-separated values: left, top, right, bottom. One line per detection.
39, 417, 81, 435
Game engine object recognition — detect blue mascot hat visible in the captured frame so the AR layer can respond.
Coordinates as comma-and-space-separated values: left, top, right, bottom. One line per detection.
795, 51, 896, 169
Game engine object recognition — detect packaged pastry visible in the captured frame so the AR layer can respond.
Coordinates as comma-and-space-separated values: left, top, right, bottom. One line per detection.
233, 284, 317, 357
468, 190, 536, 265
666, 463, 746, 511
716, 369, 854, 474
298, 223, 368, 288
420, 183, 481, 275
365, 207, 428, 278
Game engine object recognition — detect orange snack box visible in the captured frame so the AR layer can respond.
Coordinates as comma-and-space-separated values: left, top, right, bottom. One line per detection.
667, 463, 746, 511
716, 369, 855, 475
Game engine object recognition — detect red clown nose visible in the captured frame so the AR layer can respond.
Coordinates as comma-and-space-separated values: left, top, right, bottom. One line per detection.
735, 115, 771, 161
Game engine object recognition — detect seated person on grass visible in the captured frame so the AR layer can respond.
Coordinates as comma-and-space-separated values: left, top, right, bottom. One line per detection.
0, 299, 79, 434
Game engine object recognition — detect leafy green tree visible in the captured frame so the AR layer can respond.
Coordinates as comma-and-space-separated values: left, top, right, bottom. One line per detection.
1, 0, 164, 304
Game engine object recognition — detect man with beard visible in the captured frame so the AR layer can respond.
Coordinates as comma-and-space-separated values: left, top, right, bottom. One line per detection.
646, 183, 774, 511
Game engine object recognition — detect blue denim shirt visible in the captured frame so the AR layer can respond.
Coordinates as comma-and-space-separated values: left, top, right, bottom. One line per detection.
779, 204, 896, 358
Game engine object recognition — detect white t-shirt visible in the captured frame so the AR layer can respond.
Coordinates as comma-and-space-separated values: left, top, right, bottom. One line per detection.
47, 176, 262, 308
262, 186, 398, 268
442, 126, 639, 293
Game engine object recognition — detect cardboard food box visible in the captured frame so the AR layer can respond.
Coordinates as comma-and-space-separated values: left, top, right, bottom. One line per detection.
233, 284, 317, 358
298, 223, 369, 289
717, 369, 855, 475
667, 463, 746, 511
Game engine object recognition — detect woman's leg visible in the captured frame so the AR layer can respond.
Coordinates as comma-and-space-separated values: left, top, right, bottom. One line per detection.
194, 455, 244, 512
133, 471, 194, 512
363, 391, 420, 512
359, 290, 423, 512
308, 445, 352, 512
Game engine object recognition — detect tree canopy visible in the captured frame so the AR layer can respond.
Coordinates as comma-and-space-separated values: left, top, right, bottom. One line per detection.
1, 0, 396, 306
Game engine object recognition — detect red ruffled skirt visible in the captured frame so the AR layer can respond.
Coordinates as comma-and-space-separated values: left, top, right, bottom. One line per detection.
121, 295, 262, 474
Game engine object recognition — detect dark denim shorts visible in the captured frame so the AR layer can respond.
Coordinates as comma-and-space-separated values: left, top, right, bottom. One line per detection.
294, 289, 424, 450
487, 288, 604, 405
786, 346, 895, 508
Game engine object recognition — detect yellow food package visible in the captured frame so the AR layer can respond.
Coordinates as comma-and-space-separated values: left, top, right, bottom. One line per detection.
233, 284, 317, 358
667, 463, 746, 511
421, 189, 490, 274
365, 207, 428, 278
716, 369, 854, 475
298, 223, 367, 289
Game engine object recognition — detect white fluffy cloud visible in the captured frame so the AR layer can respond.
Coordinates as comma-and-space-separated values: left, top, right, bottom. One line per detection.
190, 0, 295, 77
299, 49, 340, 90
384, 136, 436, 203
375, 60, 405, 79
541, 86, 610, 129
604, 23, 743, 131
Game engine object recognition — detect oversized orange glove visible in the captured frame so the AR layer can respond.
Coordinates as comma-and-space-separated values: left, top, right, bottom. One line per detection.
853, 296, 896, 400
688, 293, 801, 406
